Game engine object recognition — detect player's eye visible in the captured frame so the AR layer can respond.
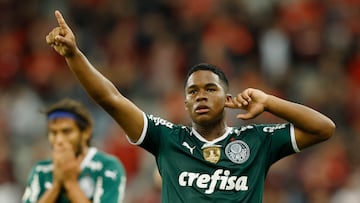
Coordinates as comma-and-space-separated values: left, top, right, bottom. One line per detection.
188, 89, 197, 95
62, 128, 72, 135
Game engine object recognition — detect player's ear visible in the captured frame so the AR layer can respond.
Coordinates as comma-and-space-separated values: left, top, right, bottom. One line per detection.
184, 99, 188, 111
82, 127, 92, 144
226, 94, 232, 102
225, 94, 233, 107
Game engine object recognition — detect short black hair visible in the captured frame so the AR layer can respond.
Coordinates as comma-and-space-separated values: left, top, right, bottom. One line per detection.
184, 63, 229, 91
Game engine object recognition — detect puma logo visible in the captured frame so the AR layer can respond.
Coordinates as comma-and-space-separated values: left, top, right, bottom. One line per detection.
182, 142, 196, 154
105, 170, 117, 180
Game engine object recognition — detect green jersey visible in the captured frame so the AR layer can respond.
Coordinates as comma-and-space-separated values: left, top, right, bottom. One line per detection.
22, 147, 126, 203
133, 113, 299, 203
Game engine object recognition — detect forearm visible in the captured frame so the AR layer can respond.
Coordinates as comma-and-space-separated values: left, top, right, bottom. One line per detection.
264, 95, 335, 138
63, 181, 91, 203
64, 48, 144, 141
64, 49, 122, 104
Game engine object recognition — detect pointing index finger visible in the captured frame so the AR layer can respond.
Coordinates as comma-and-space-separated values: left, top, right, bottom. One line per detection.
55, 10, 70, 30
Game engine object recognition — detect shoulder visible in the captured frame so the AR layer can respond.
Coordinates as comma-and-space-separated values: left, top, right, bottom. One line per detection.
92, 151, 127, 183
233, 123, 289, 134
93, 150, 125, 171
146, 114, 188, 132
147, 114, 176, 128
95, 151, 120, 163
25, 159, 52, 178
32, 159, 53, 173
230, 124, 260, 135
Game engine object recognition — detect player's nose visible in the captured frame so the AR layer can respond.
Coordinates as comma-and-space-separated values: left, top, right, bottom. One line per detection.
196, 89, 208, 102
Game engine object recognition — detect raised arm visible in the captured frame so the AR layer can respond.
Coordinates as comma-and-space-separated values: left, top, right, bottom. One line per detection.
226, 88, 336, 150
45, 10, 143, 142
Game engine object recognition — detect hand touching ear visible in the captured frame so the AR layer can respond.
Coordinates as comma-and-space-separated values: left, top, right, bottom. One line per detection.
45, 10, 77, 57
225, 88, 269, 120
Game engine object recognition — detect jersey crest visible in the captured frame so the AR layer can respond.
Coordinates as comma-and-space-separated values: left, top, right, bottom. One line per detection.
201, 144, 222, 164
225, 140, 250, 164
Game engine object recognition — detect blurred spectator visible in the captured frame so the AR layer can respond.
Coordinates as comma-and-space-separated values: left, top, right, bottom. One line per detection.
259, 20, 290, 86
103, 125, 143, 184
0, 119, 22, 203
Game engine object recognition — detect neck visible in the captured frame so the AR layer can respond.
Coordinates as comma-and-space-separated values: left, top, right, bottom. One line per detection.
192, 121, 228, 141
77, 145, 89, 162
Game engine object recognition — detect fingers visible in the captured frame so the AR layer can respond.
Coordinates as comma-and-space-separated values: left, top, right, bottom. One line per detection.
55, 10, 70, 31
229, 94, 250, 108
46, 10, 76, 57
224, 96, 238, 109
224, 101, 238, 109
238, 89, 252, 105
46, 27, 60, 45
225, 95, 250, 109
227, 88, 265, 120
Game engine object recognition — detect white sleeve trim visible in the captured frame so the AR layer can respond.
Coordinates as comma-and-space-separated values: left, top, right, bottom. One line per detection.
290, 124, 300, 152
126, 112, 148, 145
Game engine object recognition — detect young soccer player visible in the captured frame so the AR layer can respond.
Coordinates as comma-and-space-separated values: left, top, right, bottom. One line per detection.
45, 10, 335, 202
22, 98, 126, 203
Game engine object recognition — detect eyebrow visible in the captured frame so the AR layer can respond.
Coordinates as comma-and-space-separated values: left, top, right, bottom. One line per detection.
186, 83, 220, 90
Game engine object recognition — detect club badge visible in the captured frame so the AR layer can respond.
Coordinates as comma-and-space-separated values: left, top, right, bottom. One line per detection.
225, 140, 250, 164
202, 144, 222, 164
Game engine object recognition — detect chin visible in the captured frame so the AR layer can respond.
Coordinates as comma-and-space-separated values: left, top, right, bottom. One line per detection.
194, 115, 215, 125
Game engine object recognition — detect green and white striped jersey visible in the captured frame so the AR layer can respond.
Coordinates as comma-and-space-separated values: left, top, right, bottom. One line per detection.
133, 113, 299, 203
22, 147, 126, 203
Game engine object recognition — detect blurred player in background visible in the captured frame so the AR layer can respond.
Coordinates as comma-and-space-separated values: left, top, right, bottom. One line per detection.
22, 98, 126, 203
45, 10, 335, 202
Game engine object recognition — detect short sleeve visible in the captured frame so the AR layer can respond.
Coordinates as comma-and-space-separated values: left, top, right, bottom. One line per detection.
22, 165, 41, 203
95, 157, 127, 203
263, 123, 299, 164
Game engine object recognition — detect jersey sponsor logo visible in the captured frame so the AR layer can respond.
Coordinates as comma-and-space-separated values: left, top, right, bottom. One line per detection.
234, 125, 254, 136
201, 144, 221, 164
263, 124, 286, 133
182, 142, 196, 154
178, 169, 249, 194
148, 115, 174, 128
225, 140, 250, 164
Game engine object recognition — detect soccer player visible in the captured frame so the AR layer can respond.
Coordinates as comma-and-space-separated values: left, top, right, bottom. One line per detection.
45, 10, 335, 202
22, 98, 126, 203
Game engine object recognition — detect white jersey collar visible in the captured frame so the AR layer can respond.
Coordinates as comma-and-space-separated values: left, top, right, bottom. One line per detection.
191, 127, 232, 145
80, 147, 97, 170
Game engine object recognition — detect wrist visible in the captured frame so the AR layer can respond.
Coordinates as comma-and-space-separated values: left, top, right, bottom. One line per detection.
50, 181, 62, 193
262, 94, 272, 111
64, 47, 81, 59
63, 179, 79, 191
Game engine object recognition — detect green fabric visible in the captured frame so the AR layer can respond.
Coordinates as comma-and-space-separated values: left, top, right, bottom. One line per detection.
22, 148, 126, 203
139, 114, 297, 203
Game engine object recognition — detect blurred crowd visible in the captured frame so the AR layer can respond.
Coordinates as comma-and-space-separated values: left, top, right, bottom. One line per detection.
0, 0, 359, 202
